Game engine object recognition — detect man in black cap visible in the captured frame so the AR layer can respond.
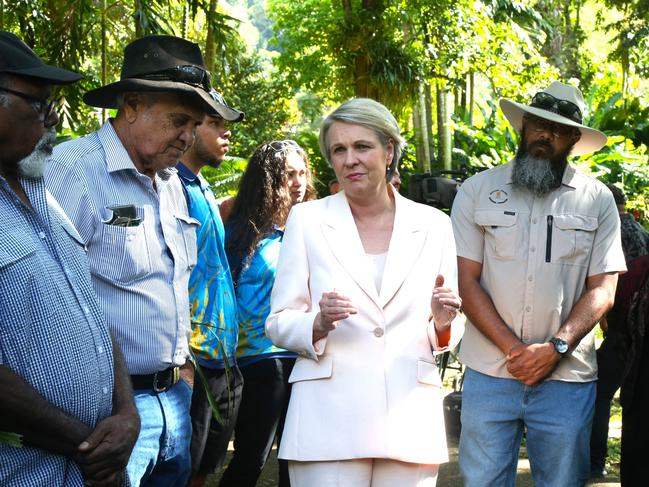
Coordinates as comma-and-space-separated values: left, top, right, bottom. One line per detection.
45, 35, 223, 486
0, 31, 139, 486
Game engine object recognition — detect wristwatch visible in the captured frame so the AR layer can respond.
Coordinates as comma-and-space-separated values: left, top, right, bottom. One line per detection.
549, 337, 569, 355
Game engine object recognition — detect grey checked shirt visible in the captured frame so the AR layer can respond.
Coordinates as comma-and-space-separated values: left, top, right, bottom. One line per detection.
0, 176, 114, 485
45, 120, 198, 375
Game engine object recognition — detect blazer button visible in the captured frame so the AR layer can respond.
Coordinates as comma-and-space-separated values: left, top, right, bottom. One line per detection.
373, 327, 384, 337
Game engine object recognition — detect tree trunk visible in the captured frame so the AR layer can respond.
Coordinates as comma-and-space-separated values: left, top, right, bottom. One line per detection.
0, 0, 4, 30
425, 83, 434, 167
101, 0, 107, 122
418, 83, 431, 172
204, 0, 217, 73
468, 71, 475, 126
181, 3, 188, 39
436, 82, 452, 170
134, 0, 143, 38
413, 102, 425, 173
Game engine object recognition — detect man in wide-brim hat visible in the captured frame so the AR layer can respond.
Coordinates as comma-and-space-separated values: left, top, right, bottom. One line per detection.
45, 35, 229, 486
451, 81, 626, 486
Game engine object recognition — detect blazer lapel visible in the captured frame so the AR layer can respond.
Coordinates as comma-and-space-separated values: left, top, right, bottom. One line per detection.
379, 192, 428, 307
320, 192, 381, 306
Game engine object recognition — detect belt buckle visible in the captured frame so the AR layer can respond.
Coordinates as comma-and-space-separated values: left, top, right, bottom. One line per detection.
152, 367, 179, 393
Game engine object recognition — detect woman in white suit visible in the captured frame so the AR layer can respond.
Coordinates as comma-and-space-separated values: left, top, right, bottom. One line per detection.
266, 98, 462, 487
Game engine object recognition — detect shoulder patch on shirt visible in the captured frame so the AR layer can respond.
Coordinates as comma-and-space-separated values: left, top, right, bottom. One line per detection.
489, 189, 509, 204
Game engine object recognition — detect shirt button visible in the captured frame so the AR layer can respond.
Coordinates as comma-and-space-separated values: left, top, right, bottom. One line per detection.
373, 328, 384, 337
532, 218, 538, 224
127, 235, 134, 241
530, 246, 536, 252
83, 306, 90, 315
97, 346, 104, 354
102, 387, 109, 394
525, 305, 531, 312
528, 276, 533, 281
38, 231, 46, 239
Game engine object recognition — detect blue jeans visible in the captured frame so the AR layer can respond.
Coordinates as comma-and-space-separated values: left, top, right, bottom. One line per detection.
459, 368, 595, 487
126, 378, 193, 487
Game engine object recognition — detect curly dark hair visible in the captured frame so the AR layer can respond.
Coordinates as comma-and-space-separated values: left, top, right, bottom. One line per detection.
225, 140, 316, 285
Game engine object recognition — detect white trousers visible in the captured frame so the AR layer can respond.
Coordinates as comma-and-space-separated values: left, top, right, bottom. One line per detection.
288, 458, 439, 487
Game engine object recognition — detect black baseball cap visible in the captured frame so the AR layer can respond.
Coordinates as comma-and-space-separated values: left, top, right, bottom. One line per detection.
0, 30, 81, 84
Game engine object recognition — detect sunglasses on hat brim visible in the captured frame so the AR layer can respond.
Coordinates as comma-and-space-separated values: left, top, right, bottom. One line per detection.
530, 92, 582, 124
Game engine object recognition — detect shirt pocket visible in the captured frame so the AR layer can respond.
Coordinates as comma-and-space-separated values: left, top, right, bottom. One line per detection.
549, 214, 598, 266
475, 209, 519, 260
175, 213, 200, 271
0, 242, 40, 367
91, 216, 151, 285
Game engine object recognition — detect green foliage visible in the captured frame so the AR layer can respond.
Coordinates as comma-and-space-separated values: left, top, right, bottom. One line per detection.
0, 431, 22, 448
201, 156, 248, 198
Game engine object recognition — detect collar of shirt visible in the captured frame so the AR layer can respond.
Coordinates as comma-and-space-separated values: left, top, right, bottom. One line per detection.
177, 162, 212, 192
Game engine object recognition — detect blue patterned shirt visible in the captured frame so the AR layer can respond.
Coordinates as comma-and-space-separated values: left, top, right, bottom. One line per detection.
229, 229, 295, 365
0, 176, 114, 485
45, 120, 198, 374
177, 163, 238, 368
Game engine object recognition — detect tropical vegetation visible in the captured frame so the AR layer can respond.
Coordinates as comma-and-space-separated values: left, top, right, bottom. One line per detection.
1, 0, 648, 215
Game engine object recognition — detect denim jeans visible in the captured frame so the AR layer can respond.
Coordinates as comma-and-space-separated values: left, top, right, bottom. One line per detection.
459, 368, 595, 487
126, 378, 193, 487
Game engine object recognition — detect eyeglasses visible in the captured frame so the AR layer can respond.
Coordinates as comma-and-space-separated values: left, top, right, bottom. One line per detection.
530, 91, 582, 123
140, 65, 212, 92
0, 87, 56, 122
524, 114, 579, 139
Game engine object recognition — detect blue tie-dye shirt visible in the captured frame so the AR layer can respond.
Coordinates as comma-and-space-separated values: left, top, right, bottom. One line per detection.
231, 229, 296, 365
177, 163, 238, 368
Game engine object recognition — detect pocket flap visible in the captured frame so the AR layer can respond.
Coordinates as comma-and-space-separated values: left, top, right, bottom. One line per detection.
174, 213, 200, 227
553, 214, 598, 231
288, 356, 333, 383
417, 359, 442, 387
474, 209, 517, 227
0, 242, 35, 269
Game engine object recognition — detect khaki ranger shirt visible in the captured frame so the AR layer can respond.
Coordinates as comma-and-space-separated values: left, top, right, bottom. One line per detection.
451, 161, 626, 382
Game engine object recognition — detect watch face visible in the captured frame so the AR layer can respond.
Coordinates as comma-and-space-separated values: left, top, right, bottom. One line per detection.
552, 338, 569, 354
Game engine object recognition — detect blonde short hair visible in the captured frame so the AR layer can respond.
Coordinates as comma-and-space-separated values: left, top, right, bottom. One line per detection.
319, 98, 406, 180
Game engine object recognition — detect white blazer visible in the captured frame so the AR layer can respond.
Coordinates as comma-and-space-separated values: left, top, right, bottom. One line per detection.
266, 189, 459, 465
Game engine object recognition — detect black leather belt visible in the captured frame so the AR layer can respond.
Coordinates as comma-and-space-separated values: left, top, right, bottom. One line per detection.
130, 366, 180, 393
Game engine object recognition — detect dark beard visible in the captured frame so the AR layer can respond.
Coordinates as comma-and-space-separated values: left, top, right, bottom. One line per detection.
511, 135, 572, 196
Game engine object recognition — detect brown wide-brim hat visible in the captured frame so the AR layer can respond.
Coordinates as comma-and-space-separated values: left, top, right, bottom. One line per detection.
83, 35, 243, 120
0, 30, 81, 84
500, 81, 608, 156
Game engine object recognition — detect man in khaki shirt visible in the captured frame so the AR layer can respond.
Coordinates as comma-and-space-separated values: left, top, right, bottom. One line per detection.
451, 81, 626, 487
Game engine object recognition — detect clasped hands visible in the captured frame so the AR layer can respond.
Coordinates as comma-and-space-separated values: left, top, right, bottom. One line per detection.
506, 342, 561, 386
76, 409, 140, 487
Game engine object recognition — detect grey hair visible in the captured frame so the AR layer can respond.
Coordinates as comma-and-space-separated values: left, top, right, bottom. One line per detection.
319, 97, 406, 180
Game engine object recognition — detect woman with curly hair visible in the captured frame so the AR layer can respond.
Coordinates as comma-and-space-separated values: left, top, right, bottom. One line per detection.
219, 140, 316, 487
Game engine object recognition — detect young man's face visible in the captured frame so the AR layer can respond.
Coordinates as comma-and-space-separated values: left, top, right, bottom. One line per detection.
192, 115, 232, 168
